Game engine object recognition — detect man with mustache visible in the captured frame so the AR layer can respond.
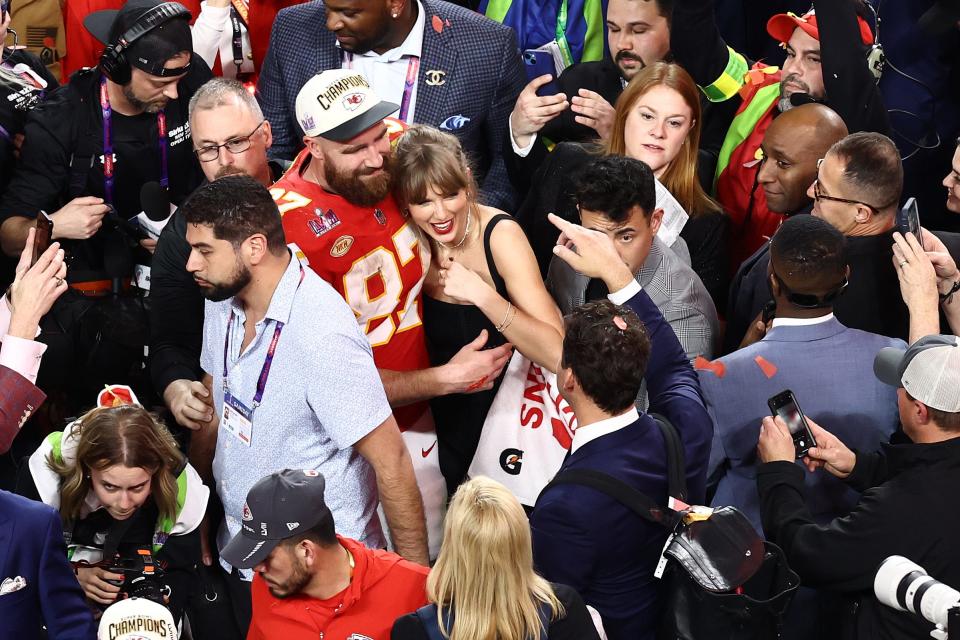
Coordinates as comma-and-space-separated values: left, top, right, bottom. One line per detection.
670, 0, 890, 273
506, 0, 736, 208
270, 70, 511, 561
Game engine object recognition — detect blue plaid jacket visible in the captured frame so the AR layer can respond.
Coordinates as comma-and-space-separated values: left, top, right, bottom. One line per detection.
257, 0, 525, 210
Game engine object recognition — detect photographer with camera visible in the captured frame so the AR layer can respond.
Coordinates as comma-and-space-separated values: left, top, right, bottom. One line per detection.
756, 335, 960, 640
19, 396, 209, 622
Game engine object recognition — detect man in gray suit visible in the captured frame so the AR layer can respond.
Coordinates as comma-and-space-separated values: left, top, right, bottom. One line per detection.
257, 0, 524, 210
548, 156, 719, 371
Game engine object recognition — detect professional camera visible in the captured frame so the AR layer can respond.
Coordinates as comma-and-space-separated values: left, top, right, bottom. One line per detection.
104, 546, 170, 606
875, 556, 960, 639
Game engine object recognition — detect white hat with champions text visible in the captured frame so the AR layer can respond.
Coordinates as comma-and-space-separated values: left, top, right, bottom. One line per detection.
98, 598, 178, 640
295, 69, 399, 141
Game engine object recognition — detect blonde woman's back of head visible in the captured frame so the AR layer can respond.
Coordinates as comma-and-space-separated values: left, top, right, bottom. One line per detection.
428, 476, 562, 640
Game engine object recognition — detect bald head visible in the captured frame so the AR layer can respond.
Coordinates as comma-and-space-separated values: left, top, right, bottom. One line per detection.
758, 103, 848, 214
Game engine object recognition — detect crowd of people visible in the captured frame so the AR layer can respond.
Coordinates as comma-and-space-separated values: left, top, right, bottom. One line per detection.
1, 0, 959, 639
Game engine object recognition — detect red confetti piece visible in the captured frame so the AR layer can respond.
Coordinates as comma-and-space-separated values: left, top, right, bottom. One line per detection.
431, 15, 443, 33
694, 356, 726, 378
754, 356, 778, 379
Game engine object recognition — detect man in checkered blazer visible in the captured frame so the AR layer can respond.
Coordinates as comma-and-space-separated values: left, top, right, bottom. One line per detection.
256, 0, 525, 210
547, 156, 719, 408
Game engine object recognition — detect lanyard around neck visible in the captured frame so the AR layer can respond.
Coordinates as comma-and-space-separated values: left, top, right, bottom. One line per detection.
99, 75, 170, 205
222, 265, 305, 410
342, 52, 420, 123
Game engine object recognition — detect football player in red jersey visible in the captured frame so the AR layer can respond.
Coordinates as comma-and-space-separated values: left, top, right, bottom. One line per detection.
271, 70, 512, 557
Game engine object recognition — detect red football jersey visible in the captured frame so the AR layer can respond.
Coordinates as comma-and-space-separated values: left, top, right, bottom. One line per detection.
273, 149, 432, 428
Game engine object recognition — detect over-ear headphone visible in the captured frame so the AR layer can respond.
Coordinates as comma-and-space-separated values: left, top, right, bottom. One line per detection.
99, 2, 192, 84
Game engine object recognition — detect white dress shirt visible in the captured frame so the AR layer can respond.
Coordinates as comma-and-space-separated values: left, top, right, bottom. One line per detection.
0, 298, 46, 384
340, 1, 425, 123
770, 312, 835, 329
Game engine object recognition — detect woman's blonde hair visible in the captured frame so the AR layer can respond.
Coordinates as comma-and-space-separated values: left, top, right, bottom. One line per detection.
48, 405, 185, 524
392, 125, 477, 207
606, 61, 721, 217
427, 476, 563, 640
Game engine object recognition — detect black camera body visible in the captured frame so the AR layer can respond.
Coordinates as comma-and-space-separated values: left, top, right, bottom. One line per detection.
104, 547, 169, 605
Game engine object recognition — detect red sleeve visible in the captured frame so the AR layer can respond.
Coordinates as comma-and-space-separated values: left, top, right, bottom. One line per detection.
0, 366, 46, 454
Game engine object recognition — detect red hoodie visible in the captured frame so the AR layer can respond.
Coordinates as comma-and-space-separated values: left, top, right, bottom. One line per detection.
247, 536, 429, 640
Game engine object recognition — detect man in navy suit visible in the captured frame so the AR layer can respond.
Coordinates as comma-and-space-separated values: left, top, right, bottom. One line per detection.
257, 0, 525, 209
0, 490, 96, 639
530, 213, 713, 640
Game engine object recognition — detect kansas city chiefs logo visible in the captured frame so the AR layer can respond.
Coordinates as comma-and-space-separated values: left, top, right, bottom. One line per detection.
241, 502, 253, 521
342, 93, 365, 110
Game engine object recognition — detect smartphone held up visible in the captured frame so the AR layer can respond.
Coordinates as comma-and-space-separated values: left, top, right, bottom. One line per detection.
767, 390, 817, 458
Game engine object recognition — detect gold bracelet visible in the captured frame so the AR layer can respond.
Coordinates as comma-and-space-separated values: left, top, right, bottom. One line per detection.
495, 302, 513, 332
499, 303, 517, 333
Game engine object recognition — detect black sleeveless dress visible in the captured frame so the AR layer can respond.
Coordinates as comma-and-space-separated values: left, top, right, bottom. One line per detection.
423, 214, 512, 494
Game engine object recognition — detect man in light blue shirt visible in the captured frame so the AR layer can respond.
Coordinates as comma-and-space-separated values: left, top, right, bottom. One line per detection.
183, 174, 427, 634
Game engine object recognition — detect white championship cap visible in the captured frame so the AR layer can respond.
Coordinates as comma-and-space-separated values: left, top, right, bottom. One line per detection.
874, 334, 960, 412
98, 598, 178, 640
295, 69, 399, 141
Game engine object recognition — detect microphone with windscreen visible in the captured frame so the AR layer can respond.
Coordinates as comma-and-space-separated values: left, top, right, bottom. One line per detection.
138, 182, 174, 240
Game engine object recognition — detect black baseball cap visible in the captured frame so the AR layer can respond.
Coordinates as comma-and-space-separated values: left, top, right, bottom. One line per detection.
85, 0, 193, 77
873, 334, 960, 412
221, 469, 334, 569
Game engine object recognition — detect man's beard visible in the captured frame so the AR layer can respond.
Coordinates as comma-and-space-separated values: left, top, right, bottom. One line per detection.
323, 152, 392, 207
122, 83, 168, 114
264, 557, 311, 599
778, 74, 815, 112
198, 257, 251, 302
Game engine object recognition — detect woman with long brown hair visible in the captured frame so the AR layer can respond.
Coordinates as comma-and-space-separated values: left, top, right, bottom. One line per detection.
22, 397, 208, 621
392, 126, 564, 495
511, 61, 730, 309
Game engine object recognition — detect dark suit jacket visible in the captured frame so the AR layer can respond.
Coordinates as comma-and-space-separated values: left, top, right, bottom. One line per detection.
0, 366, 46, 455
0, 490, 96, 639
256, 0, 525, 210
529, 286, 713, 640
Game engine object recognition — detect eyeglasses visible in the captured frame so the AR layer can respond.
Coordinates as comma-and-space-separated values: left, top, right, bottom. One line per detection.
194, 120, 266, 162
812, 158, 886, 213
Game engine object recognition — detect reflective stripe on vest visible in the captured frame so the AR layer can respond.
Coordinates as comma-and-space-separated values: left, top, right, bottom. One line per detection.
702, 47, 750, 103
713, 81, 782, 190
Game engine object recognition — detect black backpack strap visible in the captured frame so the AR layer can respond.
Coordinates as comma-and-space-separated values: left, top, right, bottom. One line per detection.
67, 80, 99, 201
543, 469, 678, 528
650, 413, 688, 503
540, 413, 689, 529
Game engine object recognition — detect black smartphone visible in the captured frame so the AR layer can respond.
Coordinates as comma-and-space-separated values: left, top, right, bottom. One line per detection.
522, 49, 560, 97
761, 300, 776, 324
31, 214, 53, 267
767, 390, 817, 458
897, 197, 921, 244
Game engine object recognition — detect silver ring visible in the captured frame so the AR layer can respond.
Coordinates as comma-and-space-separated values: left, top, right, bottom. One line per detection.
54, 277, 64, 287
899, 260, 908, 268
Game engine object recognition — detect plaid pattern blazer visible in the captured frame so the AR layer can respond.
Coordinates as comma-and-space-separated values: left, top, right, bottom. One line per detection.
256, 0, 525, 210
548, 236, 720, 362
0, 366, 45, 455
